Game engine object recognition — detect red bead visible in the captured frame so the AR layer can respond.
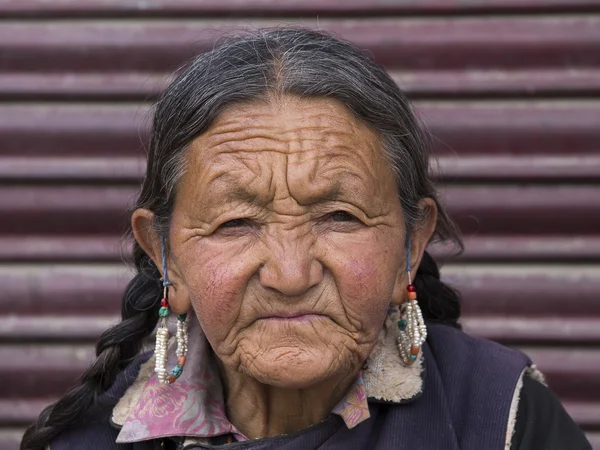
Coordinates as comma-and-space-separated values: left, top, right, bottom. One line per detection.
177, 355, 187, 367
407, 284, 415, 292
161, 298, 169, 307
168, 375, 176, 384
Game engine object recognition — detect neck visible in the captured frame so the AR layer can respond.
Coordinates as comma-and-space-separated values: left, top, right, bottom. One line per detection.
218, 365, 359, 439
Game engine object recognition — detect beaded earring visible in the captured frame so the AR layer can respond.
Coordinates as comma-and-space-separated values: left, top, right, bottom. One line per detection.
154, 234, 188, 385
397, 234, 427, 365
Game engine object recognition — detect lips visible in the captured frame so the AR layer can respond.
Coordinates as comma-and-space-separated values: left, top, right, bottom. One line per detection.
257, 313, 329, 323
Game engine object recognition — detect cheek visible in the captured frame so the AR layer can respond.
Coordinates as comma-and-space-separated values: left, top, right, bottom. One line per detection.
176, 243, 252, 341
329, 232, 402, 328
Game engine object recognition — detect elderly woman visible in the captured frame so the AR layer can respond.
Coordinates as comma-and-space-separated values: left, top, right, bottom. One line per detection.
22, 28, 589, 450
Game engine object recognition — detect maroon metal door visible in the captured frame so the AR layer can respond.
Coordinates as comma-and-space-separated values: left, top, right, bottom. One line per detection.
1, 1, 599, 449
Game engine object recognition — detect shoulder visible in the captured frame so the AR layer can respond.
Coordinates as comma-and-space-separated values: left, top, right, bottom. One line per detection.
48, 352, 153, 450
425, 321, 531, 382
510, 375, 591, 450
423, 322, 531, 448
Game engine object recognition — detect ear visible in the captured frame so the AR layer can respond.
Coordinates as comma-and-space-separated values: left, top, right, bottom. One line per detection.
390, 198, 438, 306
131, 208, 191, 314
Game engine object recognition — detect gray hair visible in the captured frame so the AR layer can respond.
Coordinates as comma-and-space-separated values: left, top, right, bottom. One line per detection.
137, 27, 460, 249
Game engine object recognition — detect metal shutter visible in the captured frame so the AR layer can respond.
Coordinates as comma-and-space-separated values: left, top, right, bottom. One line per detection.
1, 1, 599, 448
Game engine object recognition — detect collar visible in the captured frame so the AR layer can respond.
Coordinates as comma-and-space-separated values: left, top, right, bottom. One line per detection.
112, 309, 424, 444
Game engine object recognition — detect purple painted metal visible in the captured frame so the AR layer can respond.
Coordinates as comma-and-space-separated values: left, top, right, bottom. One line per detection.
0, 0, 599, 445
1, 17, 600, 72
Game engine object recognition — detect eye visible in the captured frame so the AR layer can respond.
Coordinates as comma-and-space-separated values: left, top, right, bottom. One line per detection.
330, 211, 357, 222
219, 218, 249, 228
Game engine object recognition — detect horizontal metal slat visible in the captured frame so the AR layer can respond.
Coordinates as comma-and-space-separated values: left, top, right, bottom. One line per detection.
443, 264, 600, 317
441, 185, 600, 235
1, 0, 599, 17
0, 235, 131, 262
3, 264, 131, 315
434, 236, 600, 263
0, 186, 137, 235
2, 184, 598, 235
392, 69, 600, 98
0, 315, 118, 341
1, 343, 598, 401
0, 156, 145, 182
434, 155, 600, 181
1, 17, 600, 72
0, 104, 149, 158
2, 101, 599, 157
0, 344, 94, 398
419, 100, 600, 155
462, 317, 600, 344
4, 69, 600, 101
3, 235, 600, 263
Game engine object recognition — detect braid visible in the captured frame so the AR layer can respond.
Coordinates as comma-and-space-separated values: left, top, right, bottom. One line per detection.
414, 251, 461, 328
20, 245, 161, 450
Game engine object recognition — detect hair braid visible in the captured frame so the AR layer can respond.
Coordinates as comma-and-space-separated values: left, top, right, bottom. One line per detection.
414, 251, 461, 328
20, 246, 161, 450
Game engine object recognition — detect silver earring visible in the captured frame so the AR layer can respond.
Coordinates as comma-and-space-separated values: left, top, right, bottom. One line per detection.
397, 234, 427, 365
154, 234, 188, 385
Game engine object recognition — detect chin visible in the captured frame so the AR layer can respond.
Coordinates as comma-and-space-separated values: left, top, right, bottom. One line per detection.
245, 350, 345, 389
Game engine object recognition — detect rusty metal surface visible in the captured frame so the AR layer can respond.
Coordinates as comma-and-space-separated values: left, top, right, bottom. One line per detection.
0, 1, 599, 448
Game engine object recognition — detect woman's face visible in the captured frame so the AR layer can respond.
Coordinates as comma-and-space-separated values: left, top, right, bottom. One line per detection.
144, 96, 413, 388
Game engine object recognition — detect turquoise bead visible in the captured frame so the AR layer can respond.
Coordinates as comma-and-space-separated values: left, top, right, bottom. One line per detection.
177, 313, 187, 322
398, 319, 407, 331
158, 307, 169, 317
172, 365, 183, 378
409, 354, 417, 361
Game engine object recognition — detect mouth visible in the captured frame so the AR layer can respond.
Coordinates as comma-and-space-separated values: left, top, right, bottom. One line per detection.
257, 313, 329, 324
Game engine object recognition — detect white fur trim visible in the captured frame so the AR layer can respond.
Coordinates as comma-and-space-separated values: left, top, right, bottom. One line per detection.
111, 354, 156, 427
525, 364, 547, 386
363, 310, 423, 402
504, 368, 525, 449
504, 364, 547, 449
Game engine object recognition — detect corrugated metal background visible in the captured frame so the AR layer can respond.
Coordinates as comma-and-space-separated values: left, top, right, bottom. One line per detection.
1, 1, 599, 449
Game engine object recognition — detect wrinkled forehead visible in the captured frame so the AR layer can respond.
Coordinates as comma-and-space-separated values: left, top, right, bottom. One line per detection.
178, 96, 398, 206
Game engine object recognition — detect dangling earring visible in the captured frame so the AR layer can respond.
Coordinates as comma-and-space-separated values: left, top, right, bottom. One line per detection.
154, 234, 188, 385
397, 234, 427, 365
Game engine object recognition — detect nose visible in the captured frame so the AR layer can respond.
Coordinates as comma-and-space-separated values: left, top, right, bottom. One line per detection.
259, 234, 323, 297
